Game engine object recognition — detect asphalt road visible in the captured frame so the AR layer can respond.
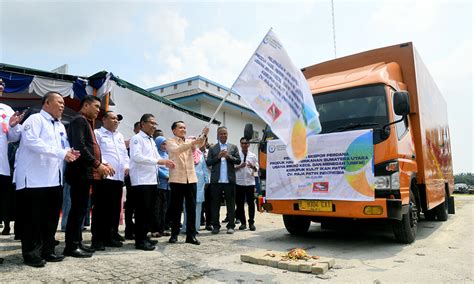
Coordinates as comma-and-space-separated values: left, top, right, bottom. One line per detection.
0, 195, 472, 283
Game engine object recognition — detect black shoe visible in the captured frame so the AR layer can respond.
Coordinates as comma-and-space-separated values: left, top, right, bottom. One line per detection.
185, 237, 200, 245
42, 253, 65, 262
235, 219, 241, 225
0, 257, 3, 264
91, 241, 105, 251
249, 224, 256, 231
168, 235, 178, 243
104, 239, 123, 247
79, 244, 96, 253
212, 227, 220, 234
124, 233, 135, 240
205, 225, 213, 231
113, 233, 126, 242
239, 224, 247, 230
24, 258, 46, 268
63, 248, 93, 258
135, 242, 155, 251
53, 240, 60, 246
222, 217, 229, 223
146, 238, 158, 246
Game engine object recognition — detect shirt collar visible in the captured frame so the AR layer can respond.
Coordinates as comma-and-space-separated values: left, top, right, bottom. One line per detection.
40, 109, 55, 121
219, 141, 227, 147
100, 126, 115, 135
139, 130, 152, 139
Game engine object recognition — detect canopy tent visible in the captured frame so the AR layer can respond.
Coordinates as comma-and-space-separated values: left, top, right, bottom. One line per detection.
0, 63, 219, 138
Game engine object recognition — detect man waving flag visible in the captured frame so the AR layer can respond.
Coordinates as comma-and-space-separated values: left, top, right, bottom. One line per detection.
233, 29, 321, 162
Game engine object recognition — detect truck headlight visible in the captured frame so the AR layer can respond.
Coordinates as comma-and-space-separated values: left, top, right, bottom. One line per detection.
375, 176, 390, 189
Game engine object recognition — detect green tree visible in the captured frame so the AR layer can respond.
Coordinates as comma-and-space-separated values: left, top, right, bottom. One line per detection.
454, 173, 474, 186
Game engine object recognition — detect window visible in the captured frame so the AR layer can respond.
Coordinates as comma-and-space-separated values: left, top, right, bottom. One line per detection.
205, 81, 209, 87
217, 86, 221, 92
188, 81, 192, 86
174, 84, 177, 89
160, 88, 164, 93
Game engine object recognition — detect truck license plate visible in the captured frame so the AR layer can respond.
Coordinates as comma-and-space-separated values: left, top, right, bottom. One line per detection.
299, 200, 333, 212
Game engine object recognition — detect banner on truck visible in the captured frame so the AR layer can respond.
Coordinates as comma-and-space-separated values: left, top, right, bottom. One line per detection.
233, 29, 321, 162
266, 129, 375, 201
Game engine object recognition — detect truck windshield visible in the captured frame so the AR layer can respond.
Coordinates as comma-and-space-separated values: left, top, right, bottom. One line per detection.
314, 84, 389, 143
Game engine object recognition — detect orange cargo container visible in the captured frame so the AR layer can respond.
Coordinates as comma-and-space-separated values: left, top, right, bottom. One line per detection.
259, 42, 454, 243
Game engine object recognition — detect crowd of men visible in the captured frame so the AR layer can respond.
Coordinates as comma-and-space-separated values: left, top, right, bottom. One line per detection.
0, 78, 259, 268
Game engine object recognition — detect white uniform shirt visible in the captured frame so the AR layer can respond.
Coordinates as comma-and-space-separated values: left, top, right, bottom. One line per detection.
129, 130, 163, 186
235, 150, 259, 186
95, 127, 130, 182
15, 110, 69, 189
0, 103, 22, 176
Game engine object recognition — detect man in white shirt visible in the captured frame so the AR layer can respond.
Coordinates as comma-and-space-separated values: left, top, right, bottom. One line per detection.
129, 113, 175, 250
235, 137, 259, 231
15, 92, 79, 267
92, 111, 130, 250
0, 78, 24, 265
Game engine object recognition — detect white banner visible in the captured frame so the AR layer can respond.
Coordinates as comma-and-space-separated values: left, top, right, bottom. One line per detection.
266, 129, 375, 201
233, 29, 321, 162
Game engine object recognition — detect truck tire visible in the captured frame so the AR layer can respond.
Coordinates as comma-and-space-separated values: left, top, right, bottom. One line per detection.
392, 190, 418, 244
283, 215, 311, 235
435, 194, 448, 221
424, 210, 436, 221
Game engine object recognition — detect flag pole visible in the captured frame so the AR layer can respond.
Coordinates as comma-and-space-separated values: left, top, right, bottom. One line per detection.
205, 28, 273, 129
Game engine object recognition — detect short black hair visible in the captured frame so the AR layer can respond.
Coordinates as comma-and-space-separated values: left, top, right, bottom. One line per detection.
240, 137, 249, 143
41, 91, 61, 106
134, 121, 140, 128
217, 126, 227, 133
140, 113, 154, 124
80, 95, 101, 109
171, 120, 185, 130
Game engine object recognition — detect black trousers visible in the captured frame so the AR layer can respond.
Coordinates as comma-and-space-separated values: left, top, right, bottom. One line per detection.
169, 182, 197, 238
65, 179, 92, 250
0, 174, 15, 224
133, 185, 156, 244
210, 183, 235, 229
91, 179, 123, 243
20, 186, 61, 261
124, 175, 135, 237
151, 188, 168, 234
235, 185, 256, 226
203, 185, 212, 227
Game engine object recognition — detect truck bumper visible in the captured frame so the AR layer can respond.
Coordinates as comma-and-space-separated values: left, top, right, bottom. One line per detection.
263, 199, 405, 220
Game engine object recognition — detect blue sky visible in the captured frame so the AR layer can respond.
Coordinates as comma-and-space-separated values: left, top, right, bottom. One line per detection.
0, 0, 472, 173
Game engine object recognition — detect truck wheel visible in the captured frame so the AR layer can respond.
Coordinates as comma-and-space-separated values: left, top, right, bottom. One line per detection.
424, 210, 436, 221
435, 194, 448, 221
392, 190, 418, 244
283, 215, 311, 235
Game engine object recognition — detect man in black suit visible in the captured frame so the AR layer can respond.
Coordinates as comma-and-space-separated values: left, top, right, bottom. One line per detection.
64, 95, 114, 258
206, 126, 241, 234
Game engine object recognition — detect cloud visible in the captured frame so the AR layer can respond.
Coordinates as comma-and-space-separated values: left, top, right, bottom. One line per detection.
371, 0, 440, 33
142, 27, 253, 88
0, 1, 134, 55
145, 8, 188, 47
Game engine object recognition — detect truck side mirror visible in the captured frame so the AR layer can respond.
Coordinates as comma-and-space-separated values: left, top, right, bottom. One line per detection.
393, 91, 410, 116
244, 123, 254, 141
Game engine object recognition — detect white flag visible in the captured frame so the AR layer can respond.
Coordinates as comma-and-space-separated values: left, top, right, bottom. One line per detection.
233, 29, 321, 162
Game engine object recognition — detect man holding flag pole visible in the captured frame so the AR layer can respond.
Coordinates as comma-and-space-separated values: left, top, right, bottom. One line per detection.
206, 28, 321, 163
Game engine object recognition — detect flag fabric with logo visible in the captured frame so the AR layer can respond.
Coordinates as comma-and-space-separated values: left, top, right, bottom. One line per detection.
233, 29, 321, 162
